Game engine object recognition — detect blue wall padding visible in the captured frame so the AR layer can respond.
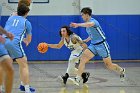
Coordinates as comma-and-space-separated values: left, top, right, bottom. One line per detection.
1, 15, 140, 60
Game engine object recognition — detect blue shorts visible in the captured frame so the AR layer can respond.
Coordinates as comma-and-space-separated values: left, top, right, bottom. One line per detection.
88, 41, 110, 58
4, 38, 26, 59
0, 43, 8, 57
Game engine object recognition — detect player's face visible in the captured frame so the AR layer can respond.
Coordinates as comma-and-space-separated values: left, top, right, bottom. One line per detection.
81, 13, 89, 22
61, 28, 68, 37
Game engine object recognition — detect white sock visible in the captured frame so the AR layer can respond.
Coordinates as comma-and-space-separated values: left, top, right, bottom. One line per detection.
75, 75, 81, 82
0, 85, 2, 91
25, 85, 30, 92
21, 81, 24, 86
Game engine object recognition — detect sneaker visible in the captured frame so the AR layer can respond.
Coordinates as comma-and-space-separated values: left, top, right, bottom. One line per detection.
74, 77, 80, 86
19, 85, 35, 92
61, 73, 69, 84
82, 72, 90, 83
120, 68, 125, 82
57, 76, 66, 86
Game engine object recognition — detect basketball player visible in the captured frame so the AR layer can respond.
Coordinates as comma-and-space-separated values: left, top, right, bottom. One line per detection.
3, 4, 35, 93
47, 26, 90, 85
70, 7, 125, 85
18, 1, 34, 92
10, 0, 34, 92
0, 26, 14, 93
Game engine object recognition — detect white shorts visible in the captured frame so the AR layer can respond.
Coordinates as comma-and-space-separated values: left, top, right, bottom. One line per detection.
66, 49, 83, 75
69, 48, 83, 63
0, 55, 10, 62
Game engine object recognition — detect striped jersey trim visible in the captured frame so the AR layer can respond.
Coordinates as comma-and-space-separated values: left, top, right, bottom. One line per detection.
96, 27, 106, 40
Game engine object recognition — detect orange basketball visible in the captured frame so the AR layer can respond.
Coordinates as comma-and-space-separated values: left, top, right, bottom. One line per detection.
37, 42, 48, 53
18, 0, 31, 7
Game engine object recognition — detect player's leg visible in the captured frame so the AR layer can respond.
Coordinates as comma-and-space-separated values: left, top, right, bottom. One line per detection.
0, 65, 3, 92
59, 54, 78, 85
66, 58, 91, 84
103, 57, 124, 73
0, 55, 14, 93
75, 47, 95, 84
103, 57, 125, 81
0, 43, 14, 93
66, 55, 79, 75
16, 57, 29, 84
60, 54, 90, 85
4, 39, 35, 93
97, 41, 125, 81
16, 56, 35, 93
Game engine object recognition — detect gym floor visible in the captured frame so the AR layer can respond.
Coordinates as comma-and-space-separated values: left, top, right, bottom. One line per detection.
12, 61, 140, 93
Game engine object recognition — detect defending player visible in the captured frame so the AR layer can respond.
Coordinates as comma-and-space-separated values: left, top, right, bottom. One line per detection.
70, 7, 125, 85
0, 26, 14, 93
3, 4, 35, 93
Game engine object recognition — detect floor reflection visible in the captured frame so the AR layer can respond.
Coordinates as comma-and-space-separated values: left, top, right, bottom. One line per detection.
59, 84, 89, 93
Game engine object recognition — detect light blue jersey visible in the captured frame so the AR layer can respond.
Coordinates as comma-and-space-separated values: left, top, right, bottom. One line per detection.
4, 16, 32, 42
86, 18, 106, 44
86, 18, 110, 58
4, 16, 32, 59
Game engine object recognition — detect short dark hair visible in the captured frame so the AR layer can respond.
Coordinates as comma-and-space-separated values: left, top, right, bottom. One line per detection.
59, 26, 73, 37
17, 3, 30, 16
81, 7, 92, 16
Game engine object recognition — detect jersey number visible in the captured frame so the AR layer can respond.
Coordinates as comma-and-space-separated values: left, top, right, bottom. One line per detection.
12, 19, 19, 27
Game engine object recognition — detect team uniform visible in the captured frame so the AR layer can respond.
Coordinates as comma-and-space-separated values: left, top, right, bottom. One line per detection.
0, 42, 10, 62
87, 18, 125, 81
3, 16, 32, 60
87, 18, 110, 58
0, 39, 12, 93
0, 3, 10, 62
3, 15, 35, 93
63, 34, 83, 75
58, 34, 90, 85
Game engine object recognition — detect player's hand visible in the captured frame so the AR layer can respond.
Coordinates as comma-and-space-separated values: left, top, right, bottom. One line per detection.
23, 38, 29, 46
0, 35, 5, 44
70, 22, 79, 28
6, 32, 14, 40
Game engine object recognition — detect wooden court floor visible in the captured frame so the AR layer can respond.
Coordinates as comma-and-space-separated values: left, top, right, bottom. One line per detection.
11, 61, 140, 93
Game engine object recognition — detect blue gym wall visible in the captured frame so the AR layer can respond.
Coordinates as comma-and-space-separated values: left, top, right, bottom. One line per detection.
1, 15, 140, 60
1, 0, 140, 60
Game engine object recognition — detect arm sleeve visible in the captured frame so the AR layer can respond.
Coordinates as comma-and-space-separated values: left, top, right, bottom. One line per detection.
25, 20, 32, 35
90, 19, 99, 27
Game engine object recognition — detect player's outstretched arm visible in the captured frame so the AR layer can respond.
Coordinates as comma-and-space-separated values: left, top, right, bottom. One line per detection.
48, 38, 64, 49
0, 26, 14, 40
70, 22, 94, 28
0, 26, 8, 35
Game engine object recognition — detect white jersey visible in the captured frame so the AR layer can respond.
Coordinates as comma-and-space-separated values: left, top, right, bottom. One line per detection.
64, 34, 83, 53
64, 34, 84, 74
